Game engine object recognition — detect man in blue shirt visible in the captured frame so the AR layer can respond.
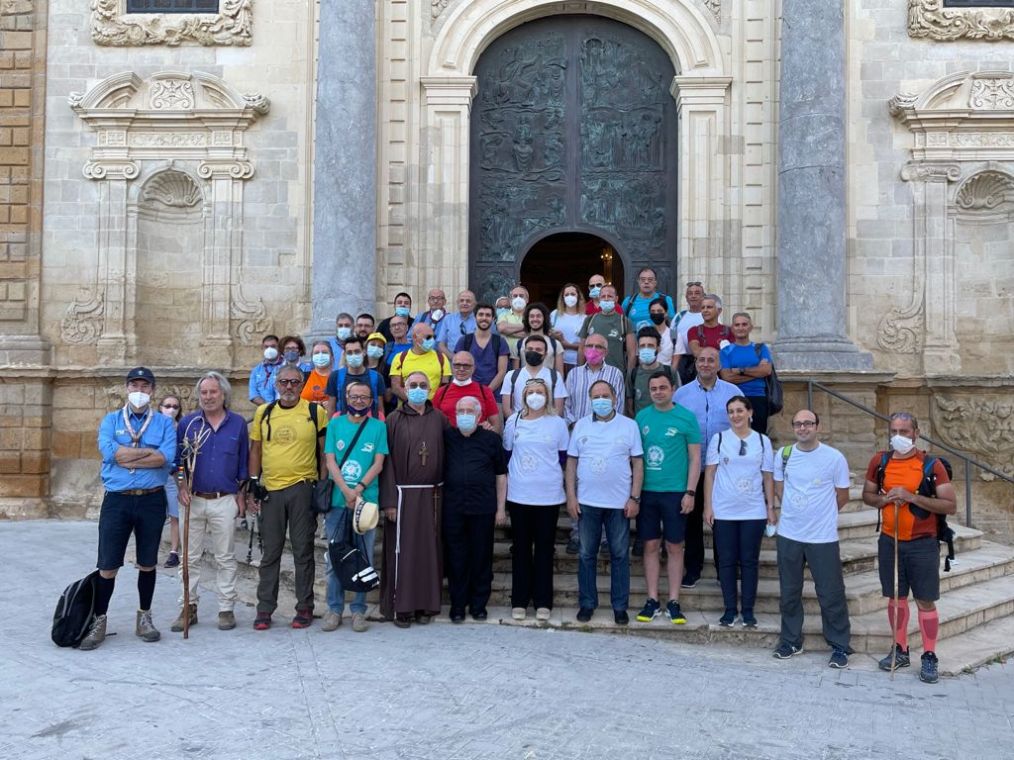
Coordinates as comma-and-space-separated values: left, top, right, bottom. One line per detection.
437, 289, 477, 357
719, 311, 774, 434
673, 347, 740, 588
80, 367, 177, 651
172, 371, 250, 634
327, 312, 355, 369
621, 266, 676, 332
248, 333, 282, 405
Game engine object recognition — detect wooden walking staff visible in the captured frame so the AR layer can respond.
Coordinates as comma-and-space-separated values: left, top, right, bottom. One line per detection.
179, 417, 210, 640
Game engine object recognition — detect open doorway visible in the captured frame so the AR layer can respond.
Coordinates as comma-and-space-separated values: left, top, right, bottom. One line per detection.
520, 232, 625, 307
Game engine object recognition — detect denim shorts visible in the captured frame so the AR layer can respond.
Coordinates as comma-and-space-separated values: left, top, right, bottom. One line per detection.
97, 489, 167, 570
636, 490, 687, 544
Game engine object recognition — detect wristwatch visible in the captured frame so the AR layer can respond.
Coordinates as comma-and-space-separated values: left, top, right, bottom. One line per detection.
685, 489, 696, 497
629, 495, 641, 503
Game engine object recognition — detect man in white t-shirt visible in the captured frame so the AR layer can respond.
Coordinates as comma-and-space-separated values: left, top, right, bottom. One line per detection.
772, 408, 852, 668
566, 380, 644, 626
500, 334, 567, 417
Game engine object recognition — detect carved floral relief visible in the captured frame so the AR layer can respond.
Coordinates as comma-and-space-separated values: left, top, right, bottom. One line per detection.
932, 395, 1014, 478
909, 0, 1014, 43
90, 0, 252, 47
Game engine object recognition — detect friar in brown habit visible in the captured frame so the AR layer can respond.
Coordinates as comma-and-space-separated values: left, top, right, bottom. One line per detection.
380, 371, 448, 626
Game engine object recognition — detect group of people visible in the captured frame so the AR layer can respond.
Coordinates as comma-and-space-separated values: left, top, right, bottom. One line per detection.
81, 272, 957, 685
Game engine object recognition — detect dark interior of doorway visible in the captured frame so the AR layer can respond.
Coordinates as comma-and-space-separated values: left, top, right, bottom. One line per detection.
519, 232, 626, 309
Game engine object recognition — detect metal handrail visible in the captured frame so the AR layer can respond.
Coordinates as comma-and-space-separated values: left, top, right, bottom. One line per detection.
805, 380, 1014, 528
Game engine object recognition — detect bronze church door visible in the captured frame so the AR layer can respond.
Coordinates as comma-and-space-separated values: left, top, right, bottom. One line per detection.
469, 15, 679, 305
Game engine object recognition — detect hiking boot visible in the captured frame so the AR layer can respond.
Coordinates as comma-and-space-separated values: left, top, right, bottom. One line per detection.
614, 610, 629, 626
217, 611, 236, 631
636, 598, 661, 622
535, 607, 551, 622
292, 609, 313, 629
919, 651, 939, 684
351, 613, 369, 633
78, 614, 107, 651
136, 610, 161, 642
321, 611, 342, 632
878, 644, 910, 671
164, 551, 180, 568
170, 604, 198, 633
632, 537, 644, 557
253, 612, 271, 631
576, 607, 594, 623
773, 642, 803, 659
828, 646, 849, 669
666, 600, 686, 625
566, 536, 579, 555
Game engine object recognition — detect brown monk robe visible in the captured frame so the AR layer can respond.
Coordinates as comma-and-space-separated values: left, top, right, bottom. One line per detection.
379, 401, 448, 623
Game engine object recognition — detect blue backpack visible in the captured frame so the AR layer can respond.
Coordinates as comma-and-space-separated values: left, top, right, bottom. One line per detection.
334, 368, 383, 416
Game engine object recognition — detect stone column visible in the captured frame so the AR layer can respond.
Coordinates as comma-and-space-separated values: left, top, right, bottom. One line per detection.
311, 0, 377, 336
774, 1, 872, 370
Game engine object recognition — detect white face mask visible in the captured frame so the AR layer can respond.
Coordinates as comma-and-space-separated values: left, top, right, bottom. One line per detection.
511, 296, 526, 311
431, 308, 445, 321
890, 434, 916, 455
312, 352, 330, 368
263, 347, 278, 361
128, 391, 151, 409
526, 393, 547, 411
160, 407, 176, 419
564, 294, 578, 308
451, 378, 473, 387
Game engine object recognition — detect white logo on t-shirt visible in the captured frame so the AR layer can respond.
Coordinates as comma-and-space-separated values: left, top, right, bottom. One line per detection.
520, 453, 538, 472
647, 446, 665, 469
736, 478, 753, 494
591, 457, 608, 474
363, 442, 375, 453
342, 461, 363, 481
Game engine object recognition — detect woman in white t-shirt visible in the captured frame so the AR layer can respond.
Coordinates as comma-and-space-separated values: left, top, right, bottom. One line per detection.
704, 395, 775, 628
549, 283, 587, 375
503, 378, 570, 623
514, 302, 565, 374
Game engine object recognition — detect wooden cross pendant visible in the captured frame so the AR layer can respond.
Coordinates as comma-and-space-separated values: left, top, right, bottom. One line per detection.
419, 440, 429, 466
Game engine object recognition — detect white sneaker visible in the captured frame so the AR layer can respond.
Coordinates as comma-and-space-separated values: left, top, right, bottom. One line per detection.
511, 607, 526, 621
321, 611, 342, 632
535, 607, 551, 622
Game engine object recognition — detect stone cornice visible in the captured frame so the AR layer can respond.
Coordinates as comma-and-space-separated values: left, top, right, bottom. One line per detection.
90, 0, 253, 47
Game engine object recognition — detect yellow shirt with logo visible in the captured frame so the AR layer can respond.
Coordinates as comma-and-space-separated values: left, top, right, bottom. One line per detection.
250, 400, 328, 491
392, 349, 450, 400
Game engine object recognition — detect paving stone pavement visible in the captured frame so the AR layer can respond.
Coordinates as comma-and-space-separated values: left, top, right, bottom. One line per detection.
3, 520, 1012, 760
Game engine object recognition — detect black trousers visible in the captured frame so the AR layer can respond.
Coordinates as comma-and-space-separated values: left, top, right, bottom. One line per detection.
443, 509, 495, 614
748, 395, 770, 435
508, 501, 560, 610
684, 473, 719, 580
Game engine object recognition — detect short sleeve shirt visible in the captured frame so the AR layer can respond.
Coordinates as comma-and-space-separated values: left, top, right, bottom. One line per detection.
636, 403, 701, 493
774, 443, 850, 543
250, 400, 328, 492
579, 311, 631, 371
392, 349, 450, 399
443, 428, 508, 515
501, 365, 569, 411
455, 333, 509, 388
719, 342, 772, 397
567, 413, 643, 509
706, 430, 774, 520
864, 451, 950, 541
503, 413, 570, 505
323, 414, 388, 504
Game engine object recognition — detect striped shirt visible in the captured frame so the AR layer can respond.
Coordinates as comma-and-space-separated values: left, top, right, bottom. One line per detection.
564, 362, 626, 425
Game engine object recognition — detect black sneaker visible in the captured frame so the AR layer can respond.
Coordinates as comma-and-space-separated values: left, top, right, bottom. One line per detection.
681, 574, 699, 589
742, 614, 758, 629
919, 651, 939, 684
636, 598, 661, 622
450, 608, 465, 624
576, 607, 594, 623
566, 537, 579, 555
828, 647, 849, 669
164, 551, 180, 568
614, 610, 629, 626
878, 643, 911, 671
632, 538, 644, 557
718, 612, 736, 628
773, 642, 803, 659
666, 600, 686, 625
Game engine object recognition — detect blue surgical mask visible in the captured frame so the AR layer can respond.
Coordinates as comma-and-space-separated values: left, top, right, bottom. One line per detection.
638, 348, 657, 365
422, 337, 436, 351
589, 285, 602, 298
283, 349, 299, 363
496, 308, 510, 320
456, 413, 478, 433
337, 326, 352, 341
345, 352, 364, 368
599, 299, 615, 313
407, 387, 428, 405
367, 345, 385, 359
591, 398, 614, 417
312, 352, 330, 368
395, 306, 411, 318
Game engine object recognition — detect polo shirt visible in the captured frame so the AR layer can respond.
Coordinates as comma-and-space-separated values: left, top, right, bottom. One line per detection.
437, 311, 477, 350
688, 323, 732, 351
432, 381, 500, 427
636, 403, 701, 492
175, 410, 249, 494
391, 349, 450, 399
455, 332, 509, 387
621, 292, 676, 331
98, 407, 177, 492
249, 400, 328, 491
442, 427, 507, 515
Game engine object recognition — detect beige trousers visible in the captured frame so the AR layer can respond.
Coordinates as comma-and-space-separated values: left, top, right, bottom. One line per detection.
177, 494, 239, 612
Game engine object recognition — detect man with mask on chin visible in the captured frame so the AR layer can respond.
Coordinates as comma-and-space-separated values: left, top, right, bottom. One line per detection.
432, 351, 502, 433
79, 367, 177, 650
249, 334, 282, 405
862, 412, 956, 685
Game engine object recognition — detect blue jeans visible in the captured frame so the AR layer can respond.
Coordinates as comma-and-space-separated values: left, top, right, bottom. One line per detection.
324, 506, 375, 615
578, 505, 630, 611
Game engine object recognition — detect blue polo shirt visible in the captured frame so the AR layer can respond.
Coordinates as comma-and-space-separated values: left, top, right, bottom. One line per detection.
719, 342, 772, 397
98, 408, 177, 492
248, 360, 283, 403
673, 378, 740, 449
175, 410, 250, 494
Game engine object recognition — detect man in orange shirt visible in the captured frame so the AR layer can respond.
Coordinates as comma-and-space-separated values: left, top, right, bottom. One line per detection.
862, 412, 956, 684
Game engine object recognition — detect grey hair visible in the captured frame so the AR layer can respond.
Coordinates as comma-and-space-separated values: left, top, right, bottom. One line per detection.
889, 411, 919, 429
703, 294, 723, 309
195, 371, 232, 408
456, 396, 482, 414
731, 311, 752, 322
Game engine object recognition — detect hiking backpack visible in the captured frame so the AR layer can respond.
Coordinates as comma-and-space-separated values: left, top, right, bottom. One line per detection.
754, 343, 783, 415
52, 570, 100, 648
874, 452, 956, 571
259, 400, 324, 473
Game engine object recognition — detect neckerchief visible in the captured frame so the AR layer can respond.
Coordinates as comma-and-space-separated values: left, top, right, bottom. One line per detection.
121, 405, 154, 447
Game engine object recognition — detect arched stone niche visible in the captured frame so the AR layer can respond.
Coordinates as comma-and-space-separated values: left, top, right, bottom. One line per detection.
67, 71, 271, 368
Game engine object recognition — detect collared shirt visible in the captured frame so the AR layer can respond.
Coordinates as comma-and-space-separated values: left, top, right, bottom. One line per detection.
175, 410, 249, 494
98, 407, 177, 492
326, 337, 346, 370
564, 362, 625, 425
248, 360, 283, 403
442, 427, 507, 515
436, 311, 477, 350
673, 378, 740, 447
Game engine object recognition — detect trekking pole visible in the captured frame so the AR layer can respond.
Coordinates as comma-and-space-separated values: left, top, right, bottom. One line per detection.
180, 418, 210, 640
890, 499, 902, 680
181, 488, 191, 640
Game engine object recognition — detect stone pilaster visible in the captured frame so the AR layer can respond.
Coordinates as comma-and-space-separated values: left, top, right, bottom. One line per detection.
311, 0, 377, 336
774, 0, 871, 371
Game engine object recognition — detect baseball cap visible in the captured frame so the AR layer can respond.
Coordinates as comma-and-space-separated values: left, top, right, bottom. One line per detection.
126, 366, 156, 384
366, 332, 387, 345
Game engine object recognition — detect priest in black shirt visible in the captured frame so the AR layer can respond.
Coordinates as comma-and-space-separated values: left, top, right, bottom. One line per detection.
442, 396, 508, 622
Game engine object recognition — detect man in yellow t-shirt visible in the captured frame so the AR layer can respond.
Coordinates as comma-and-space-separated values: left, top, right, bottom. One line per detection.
247, 364, 328, 631
390, 322, 450, 401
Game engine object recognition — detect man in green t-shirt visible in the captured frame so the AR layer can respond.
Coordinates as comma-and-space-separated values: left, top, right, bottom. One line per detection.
322, 380, 389, 633
633, 370, 701, 625
578, 284, 635, 372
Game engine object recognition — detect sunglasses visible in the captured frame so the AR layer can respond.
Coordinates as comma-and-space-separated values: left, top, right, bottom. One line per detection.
277, 378, 302, 387
739, 439, 747, 456
686, 281, 702, 287
452, 363, 473, 370
525, 379, 548, 387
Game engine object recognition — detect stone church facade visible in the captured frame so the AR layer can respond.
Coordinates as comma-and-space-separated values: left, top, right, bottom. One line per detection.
0, 1, 1011, 524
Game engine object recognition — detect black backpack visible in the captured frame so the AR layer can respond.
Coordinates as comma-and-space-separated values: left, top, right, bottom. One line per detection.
52, 570, 100, 647
462, 332, 503, 356
754, 343, 783, 415
875, 453, 956, 571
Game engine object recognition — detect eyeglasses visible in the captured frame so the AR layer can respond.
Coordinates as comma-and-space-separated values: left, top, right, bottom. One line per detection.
277, 378, 302, 387
407, 383, 428, 390
347, 394, 371, 403
685, 281, 702, 288
791, 421, 817, 429
452, 363, 473, 370
739, 439, 747, 456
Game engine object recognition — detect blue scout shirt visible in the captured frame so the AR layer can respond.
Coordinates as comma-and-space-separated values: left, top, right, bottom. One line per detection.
98, 407, 177, 492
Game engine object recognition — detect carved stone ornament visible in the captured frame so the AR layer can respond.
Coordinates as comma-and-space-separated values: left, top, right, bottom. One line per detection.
90, 0, 252, 47
230, 286, 271, 345
60, 289, 105, 345
431, 0, 450, 20
876, 304, 924, 355
150, 78, 195, 110
969, 75, 1014, 110
932, 394, 1014, 478
141, 170, 203, 208
955, 170, 1014, 212
909, 0, 1014, 42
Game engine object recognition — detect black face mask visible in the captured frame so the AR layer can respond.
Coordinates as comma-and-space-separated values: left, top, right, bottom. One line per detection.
524, 350, 544, 366
650, 312, 666, 325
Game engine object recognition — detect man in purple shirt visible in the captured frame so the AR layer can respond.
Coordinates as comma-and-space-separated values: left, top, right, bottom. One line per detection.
172, 371, 250, 633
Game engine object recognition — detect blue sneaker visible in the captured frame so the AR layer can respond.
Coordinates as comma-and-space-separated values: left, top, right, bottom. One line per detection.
773, 642, 803, 659
828, 646, 849, 669
878, 644, 911, 671
636, 598, 661, 622
919, 651, 939, 684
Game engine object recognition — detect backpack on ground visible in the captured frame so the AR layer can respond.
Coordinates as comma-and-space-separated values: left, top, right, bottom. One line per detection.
755, 342, 783, 415
875, 452, 956, 571
52, 570, 100, 648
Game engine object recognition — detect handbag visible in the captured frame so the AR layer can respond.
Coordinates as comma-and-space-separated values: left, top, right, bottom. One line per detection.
312, 418, 368, 515
327, 512, 380, 592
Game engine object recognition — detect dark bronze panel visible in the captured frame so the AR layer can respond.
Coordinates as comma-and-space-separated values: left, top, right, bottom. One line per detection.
126, 0, 219, 13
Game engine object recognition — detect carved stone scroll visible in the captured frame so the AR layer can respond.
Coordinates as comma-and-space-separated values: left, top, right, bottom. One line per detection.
90, 0, 252, 47
909, 0, 1014, 42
